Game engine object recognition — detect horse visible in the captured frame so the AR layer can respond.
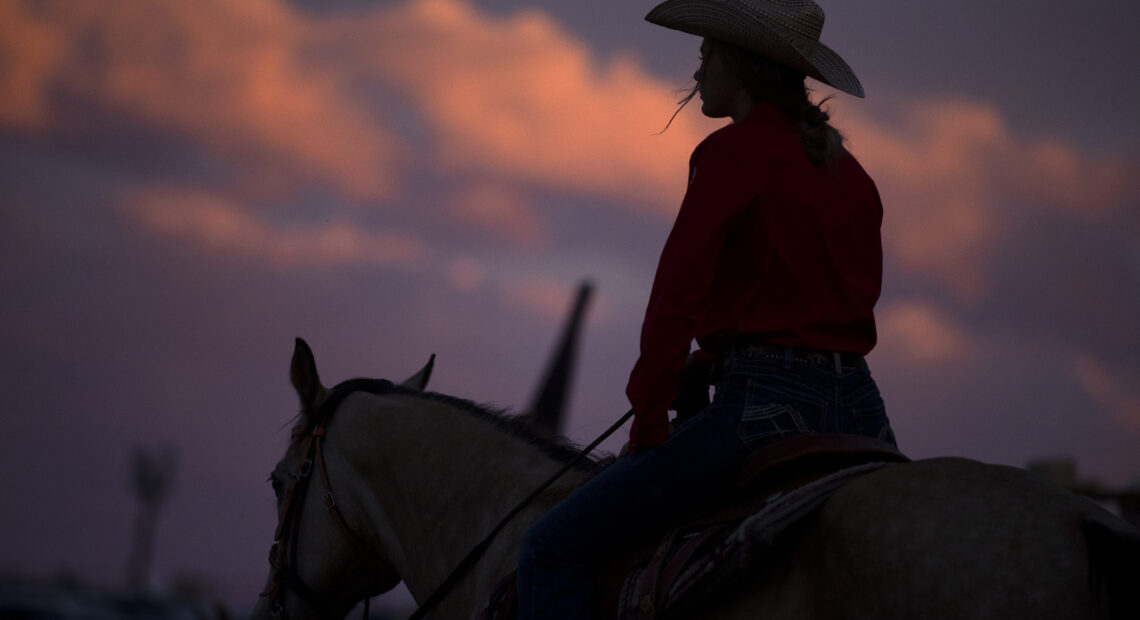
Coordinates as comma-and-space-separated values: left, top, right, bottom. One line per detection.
250, 338, 1140, 619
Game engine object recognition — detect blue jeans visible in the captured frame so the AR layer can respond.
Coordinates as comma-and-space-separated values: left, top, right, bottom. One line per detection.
516, 349, 894, 619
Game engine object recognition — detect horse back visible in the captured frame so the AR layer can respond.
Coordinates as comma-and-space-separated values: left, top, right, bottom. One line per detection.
811, 457, 1123, 619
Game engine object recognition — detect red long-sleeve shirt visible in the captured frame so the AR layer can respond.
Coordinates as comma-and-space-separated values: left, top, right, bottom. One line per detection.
625, 102, 883, 451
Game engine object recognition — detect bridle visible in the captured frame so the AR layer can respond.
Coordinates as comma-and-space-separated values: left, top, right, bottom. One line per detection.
259, 376, 633, 620
260, 380, 396, 620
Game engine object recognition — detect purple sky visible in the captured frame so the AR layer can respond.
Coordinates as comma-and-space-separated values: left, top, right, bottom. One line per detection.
2, 0, 1138, 613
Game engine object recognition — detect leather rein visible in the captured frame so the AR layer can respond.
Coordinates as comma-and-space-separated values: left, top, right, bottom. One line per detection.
259, 380, 396, 620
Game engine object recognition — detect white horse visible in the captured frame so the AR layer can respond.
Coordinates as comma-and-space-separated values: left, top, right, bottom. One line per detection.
250, 339, 1140, 619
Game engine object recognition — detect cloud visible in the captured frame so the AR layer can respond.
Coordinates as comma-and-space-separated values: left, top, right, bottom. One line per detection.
841, 98, 1139, 304
875, 300, 973, 364
327, 0, 719, 211
120, 186, 428, 269
445, 256, 487, 293
7, 0, 1137, 317
0, 0, 404, 201
0, 0, 722, 281
0, 1, 66, 128
445, 183, 547, 248
1, 0, 719, 212
1073, 355, 1140, 431
497, 274, 578, 322
11, 0, 1132, 226
1012, 140, 1135, 218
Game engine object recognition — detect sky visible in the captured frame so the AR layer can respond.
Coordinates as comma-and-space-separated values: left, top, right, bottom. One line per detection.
1, 0, 1138, 614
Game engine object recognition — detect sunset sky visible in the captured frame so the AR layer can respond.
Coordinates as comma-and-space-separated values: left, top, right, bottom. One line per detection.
2, 0, 1138, 613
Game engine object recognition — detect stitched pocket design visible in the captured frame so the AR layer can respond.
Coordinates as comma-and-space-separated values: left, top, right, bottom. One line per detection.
738, 402, 813, 448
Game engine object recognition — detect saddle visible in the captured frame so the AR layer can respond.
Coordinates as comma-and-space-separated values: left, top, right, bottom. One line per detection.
478, 433, 908, 619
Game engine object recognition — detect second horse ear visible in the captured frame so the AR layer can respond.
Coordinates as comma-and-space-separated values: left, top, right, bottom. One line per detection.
290, 338, 325, 414
400, 354, 435, 391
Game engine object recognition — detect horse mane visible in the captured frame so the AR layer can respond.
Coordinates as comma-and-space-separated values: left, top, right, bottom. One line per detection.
310, 378, 607, 474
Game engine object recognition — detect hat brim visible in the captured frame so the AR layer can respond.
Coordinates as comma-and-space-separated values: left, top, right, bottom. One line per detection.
646, 0, 864, 98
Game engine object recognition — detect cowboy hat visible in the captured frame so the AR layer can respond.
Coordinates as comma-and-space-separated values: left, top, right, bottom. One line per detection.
645, 0, 864, 97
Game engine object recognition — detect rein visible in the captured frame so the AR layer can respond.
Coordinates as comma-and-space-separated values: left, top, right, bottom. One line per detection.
406, 408, 635, 620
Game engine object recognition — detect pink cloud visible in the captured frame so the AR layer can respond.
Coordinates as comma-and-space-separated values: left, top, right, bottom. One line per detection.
120, 187, 428, 269
0, 0, 404, 201
875, 300, 973, 364
6, 0, 1135, 306
337, 0, 720, 212
445, 257, 487, 293
1073, 355, 1140, 432
497, 274, 578, 322
0, 1, 67, 129
0, 0, 716, 250
840, 98, 1139, 304
1012, 140, 1135, 218
446, 183, 547, 248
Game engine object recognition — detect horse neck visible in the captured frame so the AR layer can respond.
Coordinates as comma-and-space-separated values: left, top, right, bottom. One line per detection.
334, 391, 590, 611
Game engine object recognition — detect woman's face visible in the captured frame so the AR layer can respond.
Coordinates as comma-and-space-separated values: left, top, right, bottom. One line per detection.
693, 38, 750, 121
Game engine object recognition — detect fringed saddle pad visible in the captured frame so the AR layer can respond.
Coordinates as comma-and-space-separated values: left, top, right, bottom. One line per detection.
617, 461, 895, 619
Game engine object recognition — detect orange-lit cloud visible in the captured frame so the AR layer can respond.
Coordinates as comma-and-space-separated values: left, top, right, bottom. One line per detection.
497, 273, 578, 321
844, 101, 1000, 302
0, 0, 403, 201
1073, 355, 1140, 431
840, 99, 1138, 303
0, 1, 65, 128
1, 0, 717, 212
6, 0, 1136, 312
446, 183, 547, 248
0, 0, 714, 248
333, 0, 719, 212
875, 300, 973, 364
121, 187, 428, 269
445, 256, 487, 293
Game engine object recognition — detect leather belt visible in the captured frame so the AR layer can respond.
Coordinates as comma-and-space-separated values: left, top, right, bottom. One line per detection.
730, 342, 865, 370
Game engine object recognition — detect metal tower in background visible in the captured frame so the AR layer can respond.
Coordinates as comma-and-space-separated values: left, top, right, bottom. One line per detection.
126, 444, 178, 593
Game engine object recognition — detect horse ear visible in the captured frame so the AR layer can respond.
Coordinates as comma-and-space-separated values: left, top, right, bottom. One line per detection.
290, 338, 325, 412
400, 354, 435, 391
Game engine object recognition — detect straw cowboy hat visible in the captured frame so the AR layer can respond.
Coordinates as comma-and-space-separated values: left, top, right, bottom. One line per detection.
645, 0, 864, 97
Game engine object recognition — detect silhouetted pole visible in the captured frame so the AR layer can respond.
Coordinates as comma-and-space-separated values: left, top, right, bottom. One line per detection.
525, 280, 594, 438
126, 445, 177, 594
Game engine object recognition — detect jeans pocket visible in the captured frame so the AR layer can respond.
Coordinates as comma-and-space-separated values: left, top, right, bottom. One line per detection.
738, 403, 813, 448
849, 404, 895, 444
844, 381, 896, 445
736, 375, 822, 449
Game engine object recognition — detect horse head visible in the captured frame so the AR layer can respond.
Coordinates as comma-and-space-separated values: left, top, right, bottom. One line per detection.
250, 338, 434, 620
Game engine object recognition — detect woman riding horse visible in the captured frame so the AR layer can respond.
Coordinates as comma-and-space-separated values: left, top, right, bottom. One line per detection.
517, 1, 894, 617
